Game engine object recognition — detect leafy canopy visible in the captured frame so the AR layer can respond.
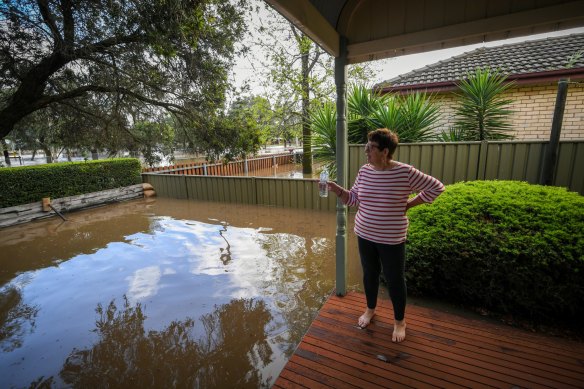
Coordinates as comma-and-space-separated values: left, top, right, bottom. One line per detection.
0, 0, 247, 148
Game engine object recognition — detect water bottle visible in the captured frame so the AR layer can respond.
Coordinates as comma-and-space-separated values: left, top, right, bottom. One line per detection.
319, 169, 329, 197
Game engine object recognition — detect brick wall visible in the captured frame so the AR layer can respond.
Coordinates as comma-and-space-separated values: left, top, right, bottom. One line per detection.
431, 81, 584, 140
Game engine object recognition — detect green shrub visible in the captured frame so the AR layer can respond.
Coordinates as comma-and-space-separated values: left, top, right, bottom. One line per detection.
407, 180, 584, 328
0, 158, 142, 208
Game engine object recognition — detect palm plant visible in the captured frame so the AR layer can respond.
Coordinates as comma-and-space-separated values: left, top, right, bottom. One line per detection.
395, 92, 440, 142
311, 84, 441, 172
454, 67, 515, 140
362, 96, 400, 141
347, 84, 388, 144
348, 86, 439, 144
310, 102, 337, 177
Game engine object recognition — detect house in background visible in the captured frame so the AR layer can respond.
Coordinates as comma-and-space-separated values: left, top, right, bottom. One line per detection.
375, 33, 584, 140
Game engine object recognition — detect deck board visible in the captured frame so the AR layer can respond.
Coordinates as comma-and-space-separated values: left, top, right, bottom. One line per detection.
273, 291, 584, 389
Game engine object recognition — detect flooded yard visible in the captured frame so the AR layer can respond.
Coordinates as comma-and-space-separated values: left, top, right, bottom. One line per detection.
0, 198, 363, 388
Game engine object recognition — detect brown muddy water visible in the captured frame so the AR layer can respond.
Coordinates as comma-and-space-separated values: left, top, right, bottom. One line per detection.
0, 198, 364, 388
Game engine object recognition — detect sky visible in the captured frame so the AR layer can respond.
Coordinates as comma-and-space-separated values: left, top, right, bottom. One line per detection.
231, 24, 584, 96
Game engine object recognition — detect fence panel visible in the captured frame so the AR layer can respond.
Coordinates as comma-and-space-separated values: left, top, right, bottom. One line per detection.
556, 142, 584, 194
143, 140, 583, 210
348, 140, 582, 194
143, 173, 338, 211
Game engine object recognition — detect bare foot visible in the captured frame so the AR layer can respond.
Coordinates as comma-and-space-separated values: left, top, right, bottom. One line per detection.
358, 308, 375, 328
392, 320, 406, 342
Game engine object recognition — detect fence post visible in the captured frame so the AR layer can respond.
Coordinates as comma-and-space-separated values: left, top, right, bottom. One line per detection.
203, 164, 207, 176
477, 140, 489, 180
540, 79, 568, 186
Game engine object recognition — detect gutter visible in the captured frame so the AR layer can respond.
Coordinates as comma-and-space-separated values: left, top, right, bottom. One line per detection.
377, 67, 584, 94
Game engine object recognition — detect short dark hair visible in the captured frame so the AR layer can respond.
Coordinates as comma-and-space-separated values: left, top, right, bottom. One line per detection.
367, 128, 399, 158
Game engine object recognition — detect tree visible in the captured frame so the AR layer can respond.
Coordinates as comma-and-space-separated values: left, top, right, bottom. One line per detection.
0, 0, 247, 147
10, 101, 110, 163
129, 120, 175, 167
247, 1, 378, 174
226, 95, 273, 157
454, 67, 515, 140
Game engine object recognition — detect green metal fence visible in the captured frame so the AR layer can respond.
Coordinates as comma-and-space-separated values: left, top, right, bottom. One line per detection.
142, 140, 583, 210
142, 174, 337, 211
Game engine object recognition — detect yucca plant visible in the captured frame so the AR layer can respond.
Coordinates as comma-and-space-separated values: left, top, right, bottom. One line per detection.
436, 127, 469, 142
312, 85, 442, 172
395, 92, 440, 143
454, 67, 515, 140
365, 96, 401, 139
310, 102, 337, 178
347, 87, 440, 144
347, 84, 387, 144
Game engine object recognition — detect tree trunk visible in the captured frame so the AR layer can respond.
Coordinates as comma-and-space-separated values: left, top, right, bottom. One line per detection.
1, 139, 11, 166
301, 45, 312, 175
42, 147, 53, 163
91, 148, 99, 160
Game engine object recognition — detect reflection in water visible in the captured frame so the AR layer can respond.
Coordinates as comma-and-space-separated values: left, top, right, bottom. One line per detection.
0, 200, 152, 286
0, 285, 39, 352
126, 266, 162, 304
219, 222, 232, 265
0, 198, 362, 388
55, 297, 272, 388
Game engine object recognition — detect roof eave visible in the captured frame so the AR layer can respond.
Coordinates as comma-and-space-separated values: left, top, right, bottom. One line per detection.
377, 67, 584, 94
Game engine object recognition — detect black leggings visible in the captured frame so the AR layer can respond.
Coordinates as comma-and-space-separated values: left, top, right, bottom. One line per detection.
357, 237, 406, 321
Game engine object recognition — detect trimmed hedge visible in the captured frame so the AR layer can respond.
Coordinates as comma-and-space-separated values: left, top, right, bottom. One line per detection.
407, 180, 584, 328
0, 158, 142, 208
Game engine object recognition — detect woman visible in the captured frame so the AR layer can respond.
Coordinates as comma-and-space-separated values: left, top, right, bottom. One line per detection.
327, 128, 444, 343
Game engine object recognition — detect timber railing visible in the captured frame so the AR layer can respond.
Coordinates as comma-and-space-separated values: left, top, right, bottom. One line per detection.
142, 152, 297, 176
142, 140, 583, 211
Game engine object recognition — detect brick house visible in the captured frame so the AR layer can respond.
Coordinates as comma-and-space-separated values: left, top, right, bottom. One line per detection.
375, 33, 584, 140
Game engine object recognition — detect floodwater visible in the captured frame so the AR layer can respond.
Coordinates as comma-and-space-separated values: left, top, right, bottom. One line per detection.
0, 198, 363, 388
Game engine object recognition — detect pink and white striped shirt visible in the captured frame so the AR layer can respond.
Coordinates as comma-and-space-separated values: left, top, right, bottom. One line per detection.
346, 162, 445, 244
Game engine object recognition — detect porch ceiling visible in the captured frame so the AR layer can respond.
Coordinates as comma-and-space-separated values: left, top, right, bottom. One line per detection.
263, 0, 584, 64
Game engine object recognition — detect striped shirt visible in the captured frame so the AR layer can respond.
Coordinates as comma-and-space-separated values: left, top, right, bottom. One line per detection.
346, 162, 445, 244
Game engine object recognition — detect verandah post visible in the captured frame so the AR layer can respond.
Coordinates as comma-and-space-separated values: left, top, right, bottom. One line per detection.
335, 36, 348, 296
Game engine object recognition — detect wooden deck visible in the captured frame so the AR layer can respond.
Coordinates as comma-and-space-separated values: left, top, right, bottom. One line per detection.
274, 291, 584, 388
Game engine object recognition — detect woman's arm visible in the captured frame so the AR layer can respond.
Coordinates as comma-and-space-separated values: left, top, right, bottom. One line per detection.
328, 181, 349, 204
408, 166, 445, 208
406, 195, 426, 211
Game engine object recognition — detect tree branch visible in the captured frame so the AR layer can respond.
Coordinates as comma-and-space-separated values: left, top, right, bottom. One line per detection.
37, 0, 63, 47
307, 50, 321, 74
1, 47, 23, 81
74, 32, 145, 57
33, 85, 186, 114
60, 0, 75, 46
